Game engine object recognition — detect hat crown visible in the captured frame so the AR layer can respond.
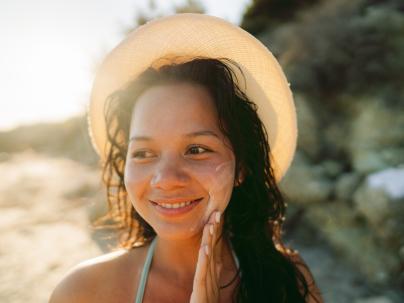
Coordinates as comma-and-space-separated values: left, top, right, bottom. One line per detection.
88, 13, 297, 183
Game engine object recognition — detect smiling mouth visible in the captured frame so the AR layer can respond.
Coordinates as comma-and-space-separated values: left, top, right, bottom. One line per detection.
150, 198, 203, 209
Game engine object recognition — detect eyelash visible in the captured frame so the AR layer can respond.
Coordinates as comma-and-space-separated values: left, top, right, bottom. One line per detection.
131, 150, 154, 159
131, 145, 212, 159
187, 145, 211, 155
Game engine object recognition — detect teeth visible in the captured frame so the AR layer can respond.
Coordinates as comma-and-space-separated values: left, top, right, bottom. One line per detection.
159, 200, 194, 209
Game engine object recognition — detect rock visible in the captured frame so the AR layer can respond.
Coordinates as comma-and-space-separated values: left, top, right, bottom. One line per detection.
305, 203, 399, 285
294, 94, 323, 159
335, 172, 361, 201
367, 167, 404, 199
399, 246, 404, 261
355, 296, 393, 303
353, 186, 390, 226
321, 114, 352, 162
353, 168, 404, 224
347, 98, 404, 174
353, 168, 404, 247
322, 159, 344, 178
279, 151, 333, 204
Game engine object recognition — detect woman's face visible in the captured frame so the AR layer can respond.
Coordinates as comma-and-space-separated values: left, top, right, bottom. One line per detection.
124, 82, 236, 240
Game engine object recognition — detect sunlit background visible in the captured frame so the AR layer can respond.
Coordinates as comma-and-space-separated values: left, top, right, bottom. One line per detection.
1, 0, 403, 302
0, 0, 249, 131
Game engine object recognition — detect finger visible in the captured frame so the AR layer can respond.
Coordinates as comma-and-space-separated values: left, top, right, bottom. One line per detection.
215, 219, 223, 266
216, 262, 223, 284
208, 212, 220, 281
191, 244, 208, 301
192, 222, 211, 301
207, 211, 222, 298
207, 209, 217, 224
206, 211, 218, 301
212, 212, 223, 282
208, 211, 217, 274
207, 224, 218, 300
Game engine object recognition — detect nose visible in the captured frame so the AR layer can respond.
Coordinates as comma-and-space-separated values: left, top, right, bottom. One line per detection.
150, 156, 190, 190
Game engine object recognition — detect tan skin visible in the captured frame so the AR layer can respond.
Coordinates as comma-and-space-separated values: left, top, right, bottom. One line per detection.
49, 82, 323, 303
125, 82, 240, 302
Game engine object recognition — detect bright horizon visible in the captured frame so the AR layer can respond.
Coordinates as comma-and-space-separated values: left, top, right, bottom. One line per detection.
0, 0, 250, 132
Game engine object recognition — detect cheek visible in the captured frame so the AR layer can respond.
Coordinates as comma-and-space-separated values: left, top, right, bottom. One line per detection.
124, 158, 236, 215
186, 160, 236, 211
124, 163, 151, 203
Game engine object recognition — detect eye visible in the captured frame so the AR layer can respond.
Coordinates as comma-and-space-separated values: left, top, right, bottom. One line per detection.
186, 145, 211, 155
131, 150, 155, 159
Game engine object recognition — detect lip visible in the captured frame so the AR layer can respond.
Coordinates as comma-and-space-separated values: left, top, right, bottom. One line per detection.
150, 197, 203, 204
150, 197, 204, 217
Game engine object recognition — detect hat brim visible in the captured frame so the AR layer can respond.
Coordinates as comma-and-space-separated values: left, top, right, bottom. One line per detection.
88, 13, 297, 183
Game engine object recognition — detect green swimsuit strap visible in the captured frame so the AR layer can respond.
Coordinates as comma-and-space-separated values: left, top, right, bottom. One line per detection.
134, 237, 241, 303
229, 241, 241, 276
135, 237, 157, 303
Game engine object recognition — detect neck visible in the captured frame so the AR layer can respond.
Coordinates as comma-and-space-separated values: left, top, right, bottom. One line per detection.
151, 231, 236, 289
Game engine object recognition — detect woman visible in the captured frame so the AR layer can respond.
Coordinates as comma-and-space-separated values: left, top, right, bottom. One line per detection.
50, 14, 323, 302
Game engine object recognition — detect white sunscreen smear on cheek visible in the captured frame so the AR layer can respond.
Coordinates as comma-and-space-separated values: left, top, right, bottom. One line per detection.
183, 161, 235, 230
204, 161, 235, 221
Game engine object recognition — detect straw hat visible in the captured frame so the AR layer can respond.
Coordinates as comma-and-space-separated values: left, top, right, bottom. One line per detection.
88, 13, 297, 183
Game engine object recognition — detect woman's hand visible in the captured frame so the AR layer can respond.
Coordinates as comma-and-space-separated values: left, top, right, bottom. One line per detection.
190, 210, 223, 303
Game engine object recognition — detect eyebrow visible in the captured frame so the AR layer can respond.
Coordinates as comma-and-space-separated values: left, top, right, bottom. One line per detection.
130, 130, 220, 142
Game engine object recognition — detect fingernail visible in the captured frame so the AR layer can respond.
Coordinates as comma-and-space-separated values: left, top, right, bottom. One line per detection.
204, 245, 209, 255
215, 211, 221, 223
209, 224, 214, 235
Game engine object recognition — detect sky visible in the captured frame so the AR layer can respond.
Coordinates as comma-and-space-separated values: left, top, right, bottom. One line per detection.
0, 0, 251, 131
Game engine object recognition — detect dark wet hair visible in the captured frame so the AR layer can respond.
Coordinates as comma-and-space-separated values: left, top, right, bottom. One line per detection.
99, 57, 320, 302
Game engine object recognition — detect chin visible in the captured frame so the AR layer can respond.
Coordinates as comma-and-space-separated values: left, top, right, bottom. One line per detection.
151, 220, 205, 241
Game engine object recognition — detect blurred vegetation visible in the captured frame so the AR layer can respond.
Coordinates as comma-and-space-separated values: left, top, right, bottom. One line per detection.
241, 0, 320, 35
240, 0, 404, 163
242, 0, 404, 101
0, 116, 98, 166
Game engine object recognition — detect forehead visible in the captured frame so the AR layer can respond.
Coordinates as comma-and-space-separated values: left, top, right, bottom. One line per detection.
129, 82, 221, 137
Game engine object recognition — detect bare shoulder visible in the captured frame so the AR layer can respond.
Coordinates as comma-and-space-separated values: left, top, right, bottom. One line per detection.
49, 247, 146, 303
287, 251, 324, 303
